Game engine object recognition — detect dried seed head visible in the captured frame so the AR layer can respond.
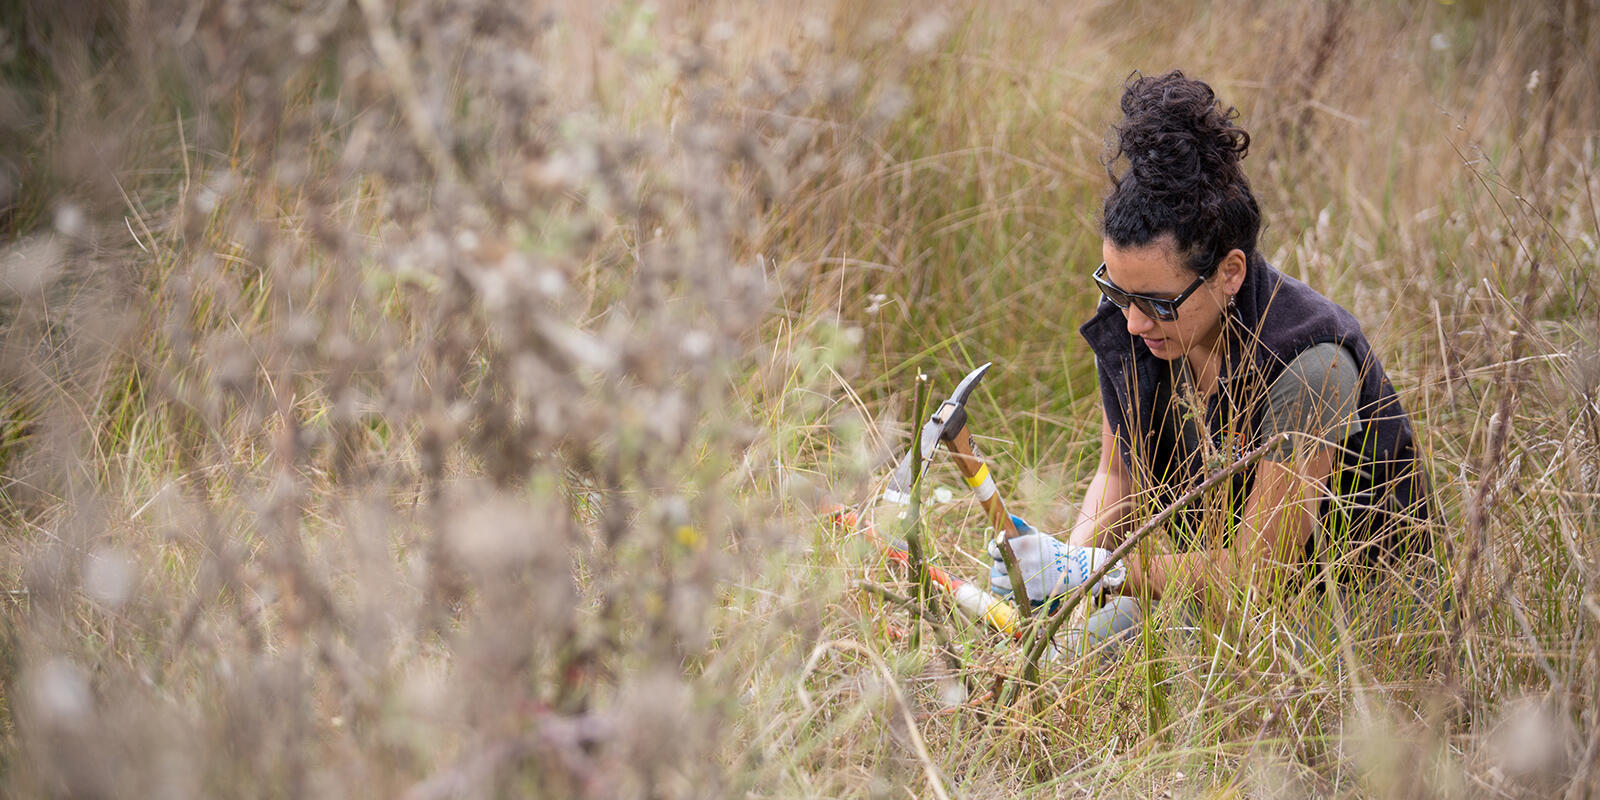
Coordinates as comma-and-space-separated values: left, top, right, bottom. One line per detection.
83, 547, 135, 609
54, 203, 87, 238
905, 14, 949, 54
618, 669, 695, 766
0, 235, 66, 297
24, 658, 92, 726
446, 491, 543, 574
1482, 697, 1577, 782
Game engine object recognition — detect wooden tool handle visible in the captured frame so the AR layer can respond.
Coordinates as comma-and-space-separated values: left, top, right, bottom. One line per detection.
944, 427, 1021, 539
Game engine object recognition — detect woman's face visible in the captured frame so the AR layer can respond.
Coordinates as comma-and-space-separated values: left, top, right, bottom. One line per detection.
1099, 238, 1241, 362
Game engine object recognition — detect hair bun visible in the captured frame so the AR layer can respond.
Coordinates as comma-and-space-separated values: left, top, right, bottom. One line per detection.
1100, 70, 1261, 276
1112, 70, 1250, 208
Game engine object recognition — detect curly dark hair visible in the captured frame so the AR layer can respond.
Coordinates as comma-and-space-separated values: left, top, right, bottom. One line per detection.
1101, 70, 1260, 278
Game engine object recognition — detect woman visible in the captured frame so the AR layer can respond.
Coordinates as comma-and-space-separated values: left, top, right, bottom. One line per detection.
989, 71, 1431, 652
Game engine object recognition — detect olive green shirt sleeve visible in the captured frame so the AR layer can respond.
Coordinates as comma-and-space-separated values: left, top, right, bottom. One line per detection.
1261, 343, 1363, 460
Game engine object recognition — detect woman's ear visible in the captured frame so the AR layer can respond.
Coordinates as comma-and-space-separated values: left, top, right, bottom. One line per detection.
1219, 248, 1248, 295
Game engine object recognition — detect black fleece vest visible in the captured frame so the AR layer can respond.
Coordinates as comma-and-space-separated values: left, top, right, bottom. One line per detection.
1079, 255, 1430, 568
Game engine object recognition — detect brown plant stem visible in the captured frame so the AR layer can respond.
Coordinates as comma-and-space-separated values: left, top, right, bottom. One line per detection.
901, 373, 934, 650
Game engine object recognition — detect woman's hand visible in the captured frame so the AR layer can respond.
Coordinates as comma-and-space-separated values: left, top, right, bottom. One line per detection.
987, 531, 1118, 602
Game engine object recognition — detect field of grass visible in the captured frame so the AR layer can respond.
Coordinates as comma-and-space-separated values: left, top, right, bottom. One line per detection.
2, 0, 1598, 797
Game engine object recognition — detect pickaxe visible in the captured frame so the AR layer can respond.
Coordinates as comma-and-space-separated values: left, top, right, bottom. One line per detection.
881, 362, 1023, 540
864, 361, 1043, 636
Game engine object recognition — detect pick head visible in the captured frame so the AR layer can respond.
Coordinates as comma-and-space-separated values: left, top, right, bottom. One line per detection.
932, 361, 991, 439
943, 362, 991, 415
881, 362, 993, 503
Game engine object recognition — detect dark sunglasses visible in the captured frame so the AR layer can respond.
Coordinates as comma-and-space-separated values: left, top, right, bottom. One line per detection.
1092, 262, 1207, 322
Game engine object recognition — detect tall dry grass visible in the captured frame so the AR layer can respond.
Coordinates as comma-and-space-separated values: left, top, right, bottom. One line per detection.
1, 0, 1597, 797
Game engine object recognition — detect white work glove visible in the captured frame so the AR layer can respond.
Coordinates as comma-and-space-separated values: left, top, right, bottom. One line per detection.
987, 531, 1117, 603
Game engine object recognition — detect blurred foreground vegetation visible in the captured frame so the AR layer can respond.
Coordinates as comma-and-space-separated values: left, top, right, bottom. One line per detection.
1, 0, 1598, 797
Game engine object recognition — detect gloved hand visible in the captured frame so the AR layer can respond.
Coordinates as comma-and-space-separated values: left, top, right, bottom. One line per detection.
985, 514, 1036, 600
987, 528, 1117, 603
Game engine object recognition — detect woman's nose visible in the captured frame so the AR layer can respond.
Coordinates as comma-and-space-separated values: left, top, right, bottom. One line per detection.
1123, 304, 1156, 336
